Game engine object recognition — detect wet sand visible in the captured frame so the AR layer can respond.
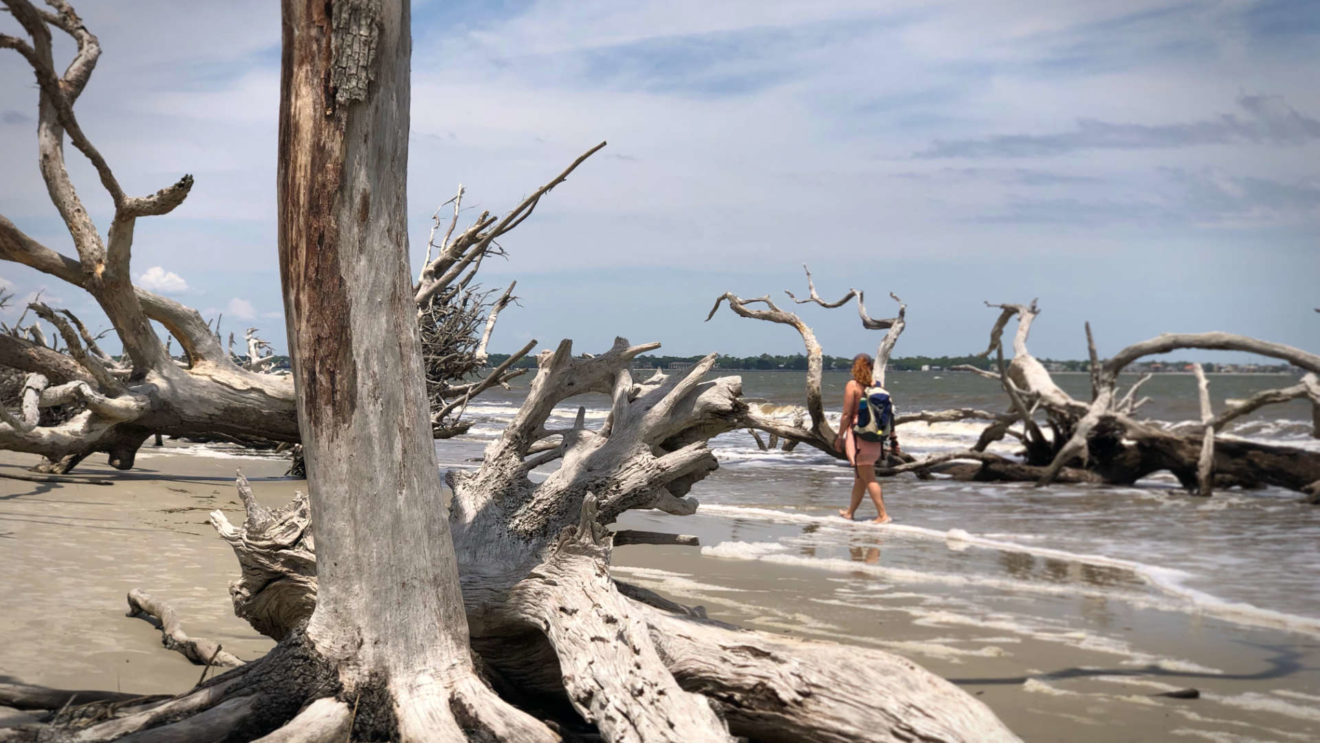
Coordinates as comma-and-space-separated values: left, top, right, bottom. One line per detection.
2, 445, 1318, 741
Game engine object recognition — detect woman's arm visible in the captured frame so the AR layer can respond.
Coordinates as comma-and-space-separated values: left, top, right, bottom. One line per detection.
835, 381, 858, 450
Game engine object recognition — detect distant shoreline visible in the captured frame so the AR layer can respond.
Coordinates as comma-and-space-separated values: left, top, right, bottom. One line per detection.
622, 368, 1299, 376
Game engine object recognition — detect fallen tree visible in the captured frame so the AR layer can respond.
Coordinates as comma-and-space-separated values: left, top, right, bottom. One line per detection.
0, 0, 594, 470
0, 2, 1019, 740
707, 268, 1080, 482
712, 273, 1320, 498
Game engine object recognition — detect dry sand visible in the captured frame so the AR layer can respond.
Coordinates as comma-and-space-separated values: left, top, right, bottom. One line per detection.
2, 444, 1318, 741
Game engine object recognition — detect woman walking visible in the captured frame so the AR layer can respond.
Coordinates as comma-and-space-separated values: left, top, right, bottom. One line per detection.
834, 353, 897, 523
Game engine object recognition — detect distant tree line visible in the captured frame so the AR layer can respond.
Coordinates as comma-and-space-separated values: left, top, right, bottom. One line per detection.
484, 352, 998, 372
484, 352, 1298, 374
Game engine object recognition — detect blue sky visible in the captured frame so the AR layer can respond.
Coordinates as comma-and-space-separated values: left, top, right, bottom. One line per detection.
1, 0, 1317, 362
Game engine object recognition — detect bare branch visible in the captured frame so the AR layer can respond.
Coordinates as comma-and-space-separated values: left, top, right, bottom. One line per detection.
871, 292, 906, 386
1103, 333, 1320, 381
784, 264, 856, 308
951, 364, 1001, 381
708, 291, 832, 442
119, 174, 195, 218
29, 302, 123, 393
1085, 321, 1100, 399
415, 142, 606, 308
125, 589, 244, 667
1115, 373, 1153, 415
432, 338, 537, 429
473, 281, 516, 365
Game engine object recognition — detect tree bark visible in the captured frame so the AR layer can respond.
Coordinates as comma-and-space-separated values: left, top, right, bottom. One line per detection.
273, 1, 552, 738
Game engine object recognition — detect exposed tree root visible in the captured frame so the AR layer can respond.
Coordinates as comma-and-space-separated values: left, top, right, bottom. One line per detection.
0, 684, 163, 712
248, 698, 349, 743
208, 475, 316, 642
505, 496, 730, 741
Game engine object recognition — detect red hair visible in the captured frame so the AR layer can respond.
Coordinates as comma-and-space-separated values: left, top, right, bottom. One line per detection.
850, 353, 873, 386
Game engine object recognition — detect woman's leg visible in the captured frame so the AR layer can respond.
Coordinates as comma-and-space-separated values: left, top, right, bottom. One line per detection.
858, 464, 890, 523
840, 467, 866, 519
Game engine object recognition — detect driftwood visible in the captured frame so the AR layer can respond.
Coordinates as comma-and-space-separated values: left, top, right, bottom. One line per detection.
954, 304, 1320, 495
0, 0, 297, 472
1030, 326, 1320, 495
0, 683, 165, 712
416, 144, 606, 438
712, 268, 1320, 497
711, 270, 1037, 482
0, 0, 600, 469
125, 589, 244, 668
0, 4, 1019, 741
709, 264, 912, 460
199, 337, 1016, 742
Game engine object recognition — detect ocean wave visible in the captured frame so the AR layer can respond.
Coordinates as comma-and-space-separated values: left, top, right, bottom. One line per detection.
1204, 691, 1320, 723
137, 444, 284, 461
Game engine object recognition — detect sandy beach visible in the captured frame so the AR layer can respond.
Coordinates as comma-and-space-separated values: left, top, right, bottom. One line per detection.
2, 445, 1318, 741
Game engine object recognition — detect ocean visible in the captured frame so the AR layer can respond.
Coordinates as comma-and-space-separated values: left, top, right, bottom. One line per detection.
435, 368, 1320, 740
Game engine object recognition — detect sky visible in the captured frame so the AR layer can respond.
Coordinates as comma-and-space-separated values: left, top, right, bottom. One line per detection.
1, 0, 1317, 363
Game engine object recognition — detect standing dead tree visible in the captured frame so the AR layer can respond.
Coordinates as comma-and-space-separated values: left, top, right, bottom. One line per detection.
0, 0, 593, 470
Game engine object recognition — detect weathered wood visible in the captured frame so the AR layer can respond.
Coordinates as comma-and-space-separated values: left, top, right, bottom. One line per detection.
126, 589, 244, 667
614, 530, 700, 546
209, 474, 317, 642
0, 29, 300, 469
711, 267, 906, 455
641, 605, 1019, 743
1038, 328, 1320, 491
276, 2, 555, 739
505, 496, 731, 741
0, 683, 162, 711
1192, 364, 1215, 497
250, 698, 351, 743
6, 5, 1027, 741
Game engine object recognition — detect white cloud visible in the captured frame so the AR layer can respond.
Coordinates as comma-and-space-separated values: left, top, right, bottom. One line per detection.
227, 297, 257, 320
137, 266, 190, 293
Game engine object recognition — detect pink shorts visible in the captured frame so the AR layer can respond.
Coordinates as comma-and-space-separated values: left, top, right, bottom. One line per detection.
844, 430, 884, 467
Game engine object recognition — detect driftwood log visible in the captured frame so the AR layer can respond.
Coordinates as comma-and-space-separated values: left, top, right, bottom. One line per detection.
713, 272, 1320, 498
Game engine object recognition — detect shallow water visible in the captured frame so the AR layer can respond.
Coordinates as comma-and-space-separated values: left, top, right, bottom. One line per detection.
435, 369, 1320, 740
451, 370, 1320, 636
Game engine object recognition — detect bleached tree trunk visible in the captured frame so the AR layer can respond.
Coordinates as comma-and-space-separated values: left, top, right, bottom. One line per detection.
274, 1, 553, 738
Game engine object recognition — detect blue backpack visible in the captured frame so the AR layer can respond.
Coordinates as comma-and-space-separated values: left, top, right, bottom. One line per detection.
854, 385, 893, 443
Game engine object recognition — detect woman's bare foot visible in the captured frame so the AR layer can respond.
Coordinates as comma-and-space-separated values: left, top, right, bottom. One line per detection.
872, 514, 892, 524
838, 509, 854, 520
